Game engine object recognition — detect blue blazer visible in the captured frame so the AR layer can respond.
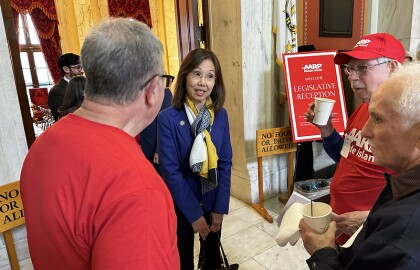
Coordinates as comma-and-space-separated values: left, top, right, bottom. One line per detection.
158, 107, 232, 224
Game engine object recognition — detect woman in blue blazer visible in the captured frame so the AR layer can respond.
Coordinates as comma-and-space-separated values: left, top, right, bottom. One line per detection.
158, 48, 233, 270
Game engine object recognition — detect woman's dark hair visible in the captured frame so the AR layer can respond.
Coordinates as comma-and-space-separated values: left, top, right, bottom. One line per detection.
59, 75, 86, 116
172, 48, 226, 114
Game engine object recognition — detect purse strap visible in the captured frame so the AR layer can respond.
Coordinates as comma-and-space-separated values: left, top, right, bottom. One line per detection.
218, 236, 240, 269
218, 236, 230, 267
198, 233, 239, 269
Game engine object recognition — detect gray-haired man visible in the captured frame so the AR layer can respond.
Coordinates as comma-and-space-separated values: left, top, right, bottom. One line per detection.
21, 18, 179, 269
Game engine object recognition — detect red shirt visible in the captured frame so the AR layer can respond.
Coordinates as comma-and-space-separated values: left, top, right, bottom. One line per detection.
21, 114, 179, 269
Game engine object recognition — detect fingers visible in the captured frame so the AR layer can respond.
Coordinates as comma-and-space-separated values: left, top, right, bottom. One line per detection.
322, 222, 338, 248
209, 212, 223, 232
333, 219, 345, 235
198, 227, 210, 240
304, 112, 314, 122
193, 214, 225, 239
192, 216, 211, 240
299, 219, 337, 255
209, 223, 221, 232
331, 214, 342, 222
210, 213, 223, 225
199, 232, 207, 241
192, 216, 209, 232
299, 218, 309, 231
326, 221, 337, 238
153, 153, 159, 164
333, 212, 367, 236
305, 102, 316, 123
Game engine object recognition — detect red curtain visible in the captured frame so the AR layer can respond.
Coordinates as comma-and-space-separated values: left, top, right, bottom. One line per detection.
108, 0, 152, 28
11, 0, 62, 84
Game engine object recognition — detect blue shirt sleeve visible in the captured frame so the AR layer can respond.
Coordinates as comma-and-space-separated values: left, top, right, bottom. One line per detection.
322, 130, 344, 163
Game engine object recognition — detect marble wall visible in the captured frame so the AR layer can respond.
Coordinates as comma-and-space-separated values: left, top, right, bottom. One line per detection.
240, 0, 295, 201
411, 1, 420, 54
377, 0, 412, 47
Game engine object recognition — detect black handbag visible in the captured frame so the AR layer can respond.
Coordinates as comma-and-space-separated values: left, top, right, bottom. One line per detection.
198, 236, 239, 270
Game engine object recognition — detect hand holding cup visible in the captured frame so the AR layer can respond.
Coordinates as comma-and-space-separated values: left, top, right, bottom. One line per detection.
305, 98, 336, 137
301, 202, 332, 233
312, 98, 335, 126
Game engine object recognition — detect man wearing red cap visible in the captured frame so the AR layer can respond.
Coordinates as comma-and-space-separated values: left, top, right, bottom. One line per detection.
305, 33, 405, 245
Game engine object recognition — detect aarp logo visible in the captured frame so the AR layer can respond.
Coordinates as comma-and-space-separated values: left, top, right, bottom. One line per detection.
354, 39, 371, 48
302, 64, 322, 73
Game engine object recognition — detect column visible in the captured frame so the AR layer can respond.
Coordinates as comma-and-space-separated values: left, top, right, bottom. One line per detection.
0, 5, 31, 268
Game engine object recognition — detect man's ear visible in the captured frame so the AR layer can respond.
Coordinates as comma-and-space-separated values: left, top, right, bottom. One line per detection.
390, 60, 400, 73
63, 66, 70, 74
416, 124, 420, 150
144, 76, 162, 107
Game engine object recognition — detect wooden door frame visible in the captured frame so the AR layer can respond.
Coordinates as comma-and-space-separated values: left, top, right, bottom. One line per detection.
174, 0, 210, 62
0, 0, 35, 148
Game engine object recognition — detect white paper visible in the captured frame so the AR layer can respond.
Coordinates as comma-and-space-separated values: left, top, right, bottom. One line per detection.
277, 191, 311, 226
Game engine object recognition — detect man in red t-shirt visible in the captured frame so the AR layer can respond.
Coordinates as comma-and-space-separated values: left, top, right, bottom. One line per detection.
21, 18, 179, 269
305, 33, 405, 245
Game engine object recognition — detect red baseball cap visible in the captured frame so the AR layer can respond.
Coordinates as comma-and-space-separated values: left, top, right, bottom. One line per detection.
334, 33, 405, 65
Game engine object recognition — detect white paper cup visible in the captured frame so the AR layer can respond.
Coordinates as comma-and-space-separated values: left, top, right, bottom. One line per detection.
301, 202, 332, 233
313, 98, 336, 125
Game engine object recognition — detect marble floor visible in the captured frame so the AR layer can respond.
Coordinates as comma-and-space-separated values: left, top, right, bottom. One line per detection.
194, 196, 310, 270
5, 196, 310, 270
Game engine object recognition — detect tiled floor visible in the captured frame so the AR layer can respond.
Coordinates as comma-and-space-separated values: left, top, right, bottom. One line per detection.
194, 196, 310, 270
8, 197, 310, 270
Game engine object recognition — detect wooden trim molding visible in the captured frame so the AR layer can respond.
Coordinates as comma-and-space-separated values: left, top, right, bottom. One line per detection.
303, 0, 365, 50
174, 0, 200, 62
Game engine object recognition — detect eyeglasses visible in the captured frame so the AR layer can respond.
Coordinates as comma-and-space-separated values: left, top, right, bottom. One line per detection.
161, 74, 175, 88
68, 65, 83, 70
343, 61, 390, 76
140, 74, 170, 89
189, 71, 216, 83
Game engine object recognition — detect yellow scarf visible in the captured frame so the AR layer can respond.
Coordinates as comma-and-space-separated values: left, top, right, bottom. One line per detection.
185, 96, 218, 180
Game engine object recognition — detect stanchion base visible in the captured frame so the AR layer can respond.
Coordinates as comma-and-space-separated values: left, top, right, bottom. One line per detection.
251, 203, 273, 223
278, 192, 290, 204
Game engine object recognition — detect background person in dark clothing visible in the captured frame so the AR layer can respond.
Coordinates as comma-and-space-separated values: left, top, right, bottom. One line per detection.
139, 75, 174, 176
48, 53, 84, 121
57, 75, 86, 119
